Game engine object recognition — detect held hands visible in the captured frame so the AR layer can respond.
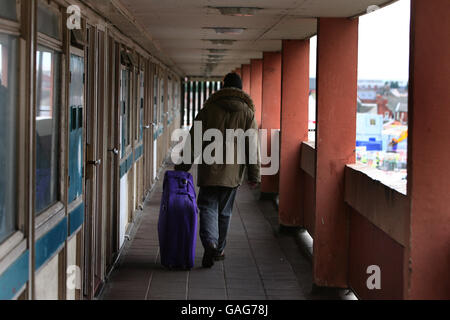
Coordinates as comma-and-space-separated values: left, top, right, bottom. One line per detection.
174, 164, 191, 172
248, 181, 260, 190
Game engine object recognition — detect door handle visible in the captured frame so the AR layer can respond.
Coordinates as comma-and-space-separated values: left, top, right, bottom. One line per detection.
108, 148, 119, 155
88, 159, 102, 166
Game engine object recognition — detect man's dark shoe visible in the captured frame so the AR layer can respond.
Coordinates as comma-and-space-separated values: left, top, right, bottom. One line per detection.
214, 251, 225, 261
202, 243, 217, 268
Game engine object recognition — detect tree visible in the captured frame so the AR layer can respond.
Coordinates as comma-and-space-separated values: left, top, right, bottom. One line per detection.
390, 81, 400, 89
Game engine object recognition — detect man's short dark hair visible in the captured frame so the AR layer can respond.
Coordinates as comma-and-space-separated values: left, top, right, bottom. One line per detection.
223, 73, 243, 90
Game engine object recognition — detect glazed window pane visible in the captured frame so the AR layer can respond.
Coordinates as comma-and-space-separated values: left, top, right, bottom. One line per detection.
35, 47, 60, 214
0, 34, 18, 242
0, 0, 18, 21
37, 1, 61, 40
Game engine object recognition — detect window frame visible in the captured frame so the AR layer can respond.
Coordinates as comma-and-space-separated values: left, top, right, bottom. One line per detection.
159, 73, 165, 126
153, 66, 158, 126
133, 62, 140, 145
37, 0, 62, 42
152, 64, 161, 141
119, 63, 132, 159
34, 0, 65, 225
138, 66, 145, 142
166, 77, 172, 124
0, 0, 20, 25
67, 46, 86, 205
0, 0, 23, 256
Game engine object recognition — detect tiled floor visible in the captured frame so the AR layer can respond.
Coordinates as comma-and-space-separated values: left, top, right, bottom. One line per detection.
100, 164, 351, 300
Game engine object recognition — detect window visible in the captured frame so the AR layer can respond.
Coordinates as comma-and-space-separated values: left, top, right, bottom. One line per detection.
68, 54, 84, 203
139, 70, 144, 141
134, 71, 139, 142
167, 78, 172, 122
153, 73, 158, 127
356, 0, 410, 179
0, 0, 18, 21
309, 35, 317, 142
0, 34, 18, 242
35, 47, 61, 214
174, 81, 179, 114
159, 77, 164, 124
37, 1, 61, 40
120, 66, 130, 158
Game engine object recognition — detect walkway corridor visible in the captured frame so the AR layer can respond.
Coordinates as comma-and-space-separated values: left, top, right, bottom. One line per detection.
100, 164, 352, 300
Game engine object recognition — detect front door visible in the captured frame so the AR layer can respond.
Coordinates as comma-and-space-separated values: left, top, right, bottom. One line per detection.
104, 36, 120, 275
93, 29, 106, 294
83, 26, 106, 299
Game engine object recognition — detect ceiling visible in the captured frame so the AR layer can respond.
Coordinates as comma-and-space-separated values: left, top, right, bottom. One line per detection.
117, 0, 396, 78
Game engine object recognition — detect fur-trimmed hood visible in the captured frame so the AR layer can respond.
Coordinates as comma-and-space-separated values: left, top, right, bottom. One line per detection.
205, 87, 255, 112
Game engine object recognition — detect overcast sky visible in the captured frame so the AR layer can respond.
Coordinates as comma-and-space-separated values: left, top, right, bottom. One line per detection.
310, 0, 411, 82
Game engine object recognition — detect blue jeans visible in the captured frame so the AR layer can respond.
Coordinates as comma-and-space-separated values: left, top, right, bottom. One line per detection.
198, 186, 238, 253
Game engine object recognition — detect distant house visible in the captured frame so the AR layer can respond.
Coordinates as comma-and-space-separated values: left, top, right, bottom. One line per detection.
357, 97, 378, 114
376, 95, 394, 121
395, 102, 408, 124
358, 89, 378, 103
356, 113, 384, 151
387, 89, 408, 124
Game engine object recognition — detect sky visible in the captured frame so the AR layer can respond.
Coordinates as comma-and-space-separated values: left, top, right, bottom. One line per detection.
310, 0, 411, 82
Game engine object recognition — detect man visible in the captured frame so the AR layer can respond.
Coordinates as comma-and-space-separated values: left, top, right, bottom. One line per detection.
175, 73, 261, 268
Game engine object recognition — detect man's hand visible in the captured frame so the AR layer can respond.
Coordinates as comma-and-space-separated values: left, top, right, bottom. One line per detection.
248, 181, 259, 189
174, 164, 191, 172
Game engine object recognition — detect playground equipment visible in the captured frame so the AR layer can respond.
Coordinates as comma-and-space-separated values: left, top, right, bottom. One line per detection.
389, 130, 408, 152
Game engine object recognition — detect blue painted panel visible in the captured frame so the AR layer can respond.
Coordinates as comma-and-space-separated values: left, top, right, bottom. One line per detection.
134, 145, 143, 162
120, 153, 135, 178
153, 126, 164, 140
139, 108, 144, 141
35, 217, 68, 270
127, 154, 133, 171
0, 251, 29, 300
120, 161, 126, 179
69, 203, 84, 236
120, 163, 124, 178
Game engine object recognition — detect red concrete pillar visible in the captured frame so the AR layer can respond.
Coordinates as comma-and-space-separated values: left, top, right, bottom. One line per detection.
242, 64, 251, 94
250, 59, 263, 127
407, 0, 450, 300
261, 52, 282, 194
313, 18, 358, 288
279, 40, 310, 227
